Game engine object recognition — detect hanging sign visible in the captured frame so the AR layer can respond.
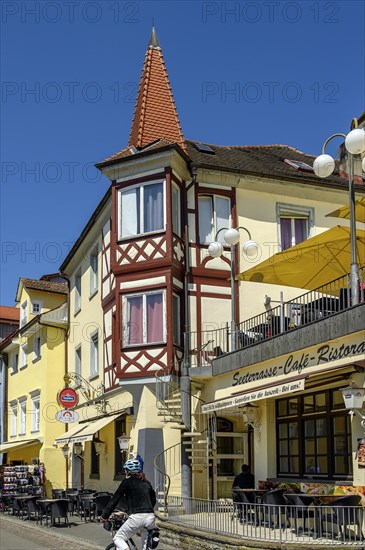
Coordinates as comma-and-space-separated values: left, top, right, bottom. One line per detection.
57, 387, 78, 409
55, 409, 79, 423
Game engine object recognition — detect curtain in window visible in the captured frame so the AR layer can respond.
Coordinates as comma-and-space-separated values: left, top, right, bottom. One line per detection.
127, 296, 143, 344
294, 218, 306, 245
121, 189, 139, 237
144, 183, 163, 232
215, 197, 230, 242
280, 218, 292, 250
198, 197, 213, 243
172, 185, 180, 235
146, 293, 163, 343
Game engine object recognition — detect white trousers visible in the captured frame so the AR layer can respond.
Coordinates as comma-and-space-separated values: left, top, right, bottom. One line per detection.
113, 512, 156, 550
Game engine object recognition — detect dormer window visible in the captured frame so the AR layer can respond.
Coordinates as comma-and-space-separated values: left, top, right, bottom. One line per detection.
118, 181, 165, 240
32, 301, 43, 314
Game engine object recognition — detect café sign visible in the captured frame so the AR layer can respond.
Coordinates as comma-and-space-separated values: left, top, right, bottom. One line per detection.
202, 379, 305, 413
231, 337, 365, 390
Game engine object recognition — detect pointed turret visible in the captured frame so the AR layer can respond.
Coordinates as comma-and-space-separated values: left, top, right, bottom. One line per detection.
128, 26, 186, 151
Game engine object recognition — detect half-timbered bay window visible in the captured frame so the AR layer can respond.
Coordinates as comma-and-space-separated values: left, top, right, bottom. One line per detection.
276, 388, 352, 479
123, 290, 166, 346
198, 195, 230, 244
118, 181, 165, 239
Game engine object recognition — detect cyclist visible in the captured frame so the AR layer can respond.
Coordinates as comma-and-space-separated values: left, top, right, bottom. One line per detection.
100, 459, 157, 550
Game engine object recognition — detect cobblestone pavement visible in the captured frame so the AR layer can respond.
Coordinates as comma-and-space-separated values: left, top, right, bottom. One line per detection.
0, 514, 176, 550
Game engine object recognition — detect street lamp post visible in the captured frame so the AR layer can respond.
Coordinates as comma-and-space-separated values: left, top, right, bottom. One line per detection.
208, 227, 257, 352
313, 122, 365, 306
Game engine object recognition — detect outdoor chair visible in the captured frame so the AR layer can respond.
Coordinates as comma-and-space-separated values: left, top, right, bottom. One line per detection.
62, 490, 78, 514
319, 495, 364, 541
0, 495, 13, 514
23, 497, 39, 521
259, 489, 288, 529
52, 489, 63, 499
36, 500, 52, 526
79, 494, 95, 522
231, 488, 256, 525
95, 494, 112, 522
49, 499, 70, 527
284, 492, 316, 536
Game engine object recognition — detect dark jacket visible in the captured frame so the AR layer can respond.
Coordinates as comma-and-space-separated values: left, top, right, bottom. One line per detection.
232, 471, 255, 489
101, 475, 156, 519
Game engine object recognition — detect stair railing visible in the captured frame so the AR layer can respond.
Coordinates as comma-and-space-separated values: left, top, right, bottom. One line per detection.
153, 442, 181, 513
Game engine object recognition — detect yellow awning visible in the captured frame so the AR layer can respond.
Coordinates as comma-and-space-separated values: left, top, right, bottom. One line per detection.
54, 412, 122, 446
237, 225, 365, 290
0, 438, 42, 453
326, 197, 365, 224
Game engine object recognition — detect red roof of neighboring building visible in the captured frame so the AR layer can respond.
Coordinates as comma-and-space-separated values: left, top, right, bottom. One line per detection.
0, 306, 20, 322
128, 27, 185, 151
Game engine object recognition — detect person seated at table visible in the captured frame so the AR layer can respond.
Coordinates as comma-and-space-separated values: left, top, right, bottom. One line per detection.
232, 464, 255, 490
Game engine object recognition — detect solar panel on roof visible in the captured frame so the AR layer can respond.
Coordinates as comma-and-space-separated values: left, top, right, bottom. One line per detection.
193, 143, 215, 154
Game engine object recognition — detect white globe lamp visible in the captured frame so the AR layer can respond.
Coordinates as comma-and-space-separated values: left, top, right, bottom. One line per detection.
208, 242, 223, 258
345, 129, 365, 155
313, 154, 335, 178
243, 239, 258, 257
224, 228, 240, 246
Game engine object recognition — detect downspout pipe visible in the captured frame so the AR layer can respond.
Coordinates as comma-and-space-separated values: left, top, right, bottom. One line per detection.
180, 168, 196, 500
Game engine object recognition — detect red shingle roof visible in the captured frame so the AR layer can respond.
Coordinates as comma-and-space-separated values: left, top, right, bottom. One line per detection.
19, 278, 68, 296
128, 36, 185, 151
0, 306, 20, 322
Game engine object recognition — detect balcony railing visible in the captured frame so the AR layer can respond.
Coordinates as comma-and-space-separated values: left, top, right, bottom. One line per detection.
165, 496, 365, 546
189, 268, 364, 368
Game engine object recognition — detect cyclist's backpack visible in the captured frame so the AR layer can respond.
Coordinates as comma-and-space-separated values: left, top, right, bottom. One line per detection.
147, 528, 160, 549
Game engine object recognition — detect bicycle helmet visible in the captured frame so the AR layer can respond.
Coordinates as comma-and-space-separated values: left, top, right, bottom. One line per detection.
124, 459, 142, 473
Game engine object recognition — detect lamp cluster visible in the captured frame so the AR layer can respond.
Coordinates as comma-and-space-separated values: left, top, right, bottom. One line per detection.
208, 227, 258, 259
313, 128, 365, 178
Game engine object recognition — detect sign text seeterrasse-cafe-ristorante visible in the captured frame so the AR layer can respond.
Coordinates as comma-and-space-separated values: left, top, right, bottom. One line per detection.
231, 336, 365, 389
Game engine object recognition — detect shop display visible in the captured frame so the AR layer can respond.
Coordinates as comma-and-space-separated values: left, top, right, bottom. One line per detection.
0, 464, 44, 496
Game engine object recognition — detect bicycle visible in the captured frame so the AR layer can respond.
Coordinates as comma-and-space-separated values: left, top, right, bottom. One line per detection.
103, 511, 160, 550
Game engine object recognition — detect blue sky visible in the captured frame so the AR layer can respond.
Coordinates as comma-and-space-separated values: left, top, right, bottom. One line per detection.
1, 0, 364, 305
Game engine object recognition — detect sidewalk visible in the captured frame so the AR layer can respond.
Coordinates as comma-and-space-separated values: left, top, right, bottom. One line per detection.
0, 512, 176, 549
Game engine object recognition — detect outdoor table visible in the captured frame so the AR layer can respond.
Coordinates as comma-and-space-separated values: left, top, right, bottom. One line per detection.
36, 498, 68, 527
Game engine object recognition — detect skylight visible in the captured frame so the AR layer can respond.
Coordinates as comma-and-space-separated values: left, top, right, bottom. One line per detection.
284, 159, 314, 173
193, 143, 215, 154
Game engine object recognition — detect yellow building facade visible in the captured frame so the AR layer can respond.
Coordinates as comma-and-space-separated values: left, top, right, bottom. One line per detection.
0, 277, 69, 495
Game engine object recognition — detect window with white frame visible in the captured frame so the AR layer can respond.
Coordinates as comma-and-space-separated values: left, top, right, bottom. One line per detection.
171, 184, 181, 236
75, 346, 82, 376
123, 290, 166, 346
32, 301, 43, 314
20, 301, 28, 327
90, 332, 99, 377
75, 270, 82, 312
10, 403, 17, 437
172, 294, 181, 346
118, 181, 165, 239
90, 247, 98, 296
277, 204, 313, 251
21, 342, 28, 368
34, 335, 41, 360
198, 195, 230, 244
19, 399, 27, 435
11, 352, 18, 374
31, 394, 40, 432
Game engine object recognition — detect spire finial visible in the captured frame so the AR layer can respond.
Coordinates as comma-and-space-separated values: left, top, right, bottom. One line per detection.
148, 22, 160, 49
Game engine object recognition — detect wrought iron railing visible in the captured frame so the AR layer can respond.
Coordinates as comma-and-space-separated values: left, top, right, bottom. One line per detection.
165, 496, 365, 546
189, 267, 365, 368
